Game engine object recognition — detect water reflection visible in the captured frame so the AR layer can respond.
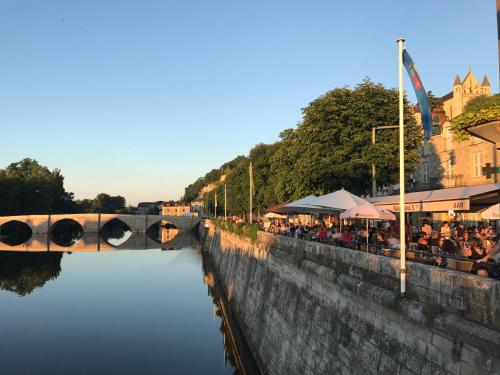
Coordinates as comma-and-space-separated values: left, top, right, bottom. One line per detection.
100, 218, 133, 246
50, 219, 84, 247
146, 222, 179, 244
0, 251, 62, 296
0, 220, 32, 246
202, 254, 261, 375
0, 242, 257, 374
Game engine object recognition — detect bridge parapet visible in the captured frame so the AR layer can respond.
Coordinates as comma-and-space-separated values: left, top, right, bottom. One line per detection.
0, 214, 200, 234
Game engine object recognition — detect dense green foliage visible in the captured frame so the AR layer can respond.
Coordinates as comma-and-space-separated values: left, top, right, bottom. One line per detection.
427, 91, 443, 111
0, 158, 77, 215
0, 158, 127, 215
84, 193, 126, 213
186, 79, 423, 216
450, 94, 500, 141
215, 219, 260, 243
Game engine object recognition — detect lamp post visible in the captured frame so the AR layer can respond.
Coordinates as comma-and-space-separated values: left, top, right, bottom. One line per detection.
371, 125, 399, 197
249, 162, 254, 223
224, 183, 227, 220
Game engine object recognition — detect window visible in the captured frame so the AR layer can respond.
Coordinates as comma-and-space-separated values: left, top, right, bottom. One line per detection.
473, 152, 484, 177
422, 162, 430, 183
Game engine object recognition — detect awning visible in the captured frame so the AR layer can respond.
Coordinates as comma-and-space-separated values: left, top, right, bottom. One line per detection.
370, 183, 500, 213
481, 203, 500, 220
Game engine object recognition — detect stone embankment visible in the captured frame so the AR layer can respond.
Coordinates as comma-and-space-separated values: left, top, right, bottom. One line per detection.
201, 221, 500, 375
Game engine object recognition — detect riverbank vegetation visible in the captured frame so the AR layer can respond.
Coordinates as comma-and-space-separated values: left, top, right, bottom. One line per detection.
214, 219, 260, 243
185, 79, 423, 216
0, 158, 128, 215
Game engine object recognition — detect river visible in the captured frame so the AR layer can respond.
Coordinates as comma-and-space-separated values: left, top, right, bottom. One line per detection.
0, 231, 258, 374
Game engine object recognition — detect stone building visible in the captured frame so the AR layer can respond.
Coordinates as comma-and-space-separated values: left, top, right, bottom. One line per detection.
162, 201, 191, 216
412, 69, 496, 192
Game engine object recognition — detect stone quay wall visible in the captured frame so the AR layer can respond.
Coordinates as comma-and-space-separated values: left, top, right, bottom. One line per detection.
202, 222, 500, 375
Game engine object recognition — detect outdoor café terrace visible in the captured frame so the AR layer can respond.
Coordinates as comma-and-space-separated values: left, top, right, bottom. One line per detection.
262, 187, 500, 280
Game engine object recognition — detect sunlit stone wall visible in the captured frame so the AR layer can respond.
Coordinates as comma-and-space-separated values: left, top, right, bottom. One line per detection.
203, 224, 500, 375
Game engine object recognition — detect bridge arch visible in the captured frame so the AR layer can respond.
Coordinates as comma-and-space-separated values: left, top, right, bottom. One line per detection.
49, 219, 84, 247
0, 220, 33, 246
100, 218, 133, 247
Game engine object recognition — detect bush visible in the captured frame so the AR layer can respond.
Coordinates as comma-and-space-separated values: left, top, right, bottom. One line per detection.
215, 219, 260, 243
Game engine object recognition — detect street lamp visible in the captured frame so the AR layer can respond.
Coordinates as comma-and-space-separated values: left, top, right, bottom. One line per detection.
371, 125, 399, 197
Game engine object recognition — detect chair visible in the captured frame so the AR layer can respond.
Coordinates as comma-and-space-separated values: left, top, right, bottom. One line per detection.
407, 251, 417, 260
455, 260, 473, 273
446, 258, 457, 270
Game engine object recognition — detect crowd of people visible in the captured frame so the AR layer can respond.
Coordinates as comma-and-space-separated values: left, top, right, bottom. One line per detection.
260, 218, 499, 278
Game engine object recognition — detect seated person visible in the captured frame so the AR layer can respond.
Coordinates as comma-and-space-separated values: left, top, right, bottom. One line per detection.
440, 238, 458, 256
417, 232, 430, 252
387, 234, 400, 247
339, 231, 353, 245
317, 227, 328, 242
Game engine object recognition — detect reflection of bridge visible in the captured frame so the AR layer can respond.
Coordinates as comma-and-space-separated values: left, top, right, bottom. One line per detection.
0, 213, 200, 234
0, 232, 198, 252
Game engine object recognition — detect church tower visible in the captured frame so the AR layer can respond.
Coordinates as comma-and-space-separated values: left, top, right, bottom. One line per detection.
481, 75, 491, 96
452, 74, 463, 119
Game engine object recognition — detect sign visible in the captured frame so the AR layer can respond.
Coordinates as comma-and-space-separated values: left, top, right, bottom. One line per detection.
482, 163, 500, 179
377, 199, 470, 213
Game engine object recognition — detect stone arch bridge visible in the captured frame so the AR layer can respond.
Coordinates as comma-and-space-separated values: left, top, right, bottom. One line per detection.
0, 213, 200, 234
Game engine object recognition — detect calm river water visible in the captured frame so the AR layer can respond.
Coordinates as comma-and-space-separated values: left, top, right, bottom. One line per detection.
0, 241, 254, 374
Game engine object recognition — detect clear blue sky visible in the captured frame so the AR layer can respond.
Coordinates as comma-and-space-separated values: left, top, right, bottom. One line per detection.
0, 0, 497, 205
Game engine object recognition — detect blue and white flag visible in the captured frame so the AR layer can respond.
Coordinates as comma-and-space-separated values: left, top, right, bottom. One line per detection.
402, 49, 432, 141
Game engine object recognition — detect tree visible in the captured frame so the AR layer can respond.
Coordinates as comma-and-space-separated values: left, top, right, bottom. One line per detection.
183, 78, 423, 211
0, 158, 78, 215
271, 79, 422, 198
91, 193, 126, 213
450, 94, 500, 141
427, 91, 443, 111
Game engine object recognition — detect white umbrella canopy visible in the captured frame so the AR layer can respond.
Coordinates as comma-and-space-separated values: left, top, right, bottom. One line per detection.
264, 212, 287, 219
340, 204, 396, 221
314, 188, 370, 212
281, 195, 323, 214
481, 203, 500, 220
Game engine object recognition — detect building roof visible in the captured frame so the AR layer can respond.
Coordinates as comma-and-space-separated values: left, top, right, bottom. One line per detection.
453, 74, 461, 86
462, 68, 472, 83
482, 75, 491, 87
440, 91, 453, 101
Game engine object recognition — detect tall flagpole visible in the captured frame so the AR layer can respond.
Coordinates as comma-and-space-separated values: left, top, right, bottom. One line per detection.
397, 37, 406, 295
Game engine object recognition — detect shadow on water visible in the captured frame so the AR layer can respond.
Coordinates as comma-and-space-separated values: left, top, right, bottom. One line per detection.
0, 252, 62, 296
50, 219, 84, 247
100, 218, 133, 247
0, 220, 33, 246
202, 253, 261, 375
